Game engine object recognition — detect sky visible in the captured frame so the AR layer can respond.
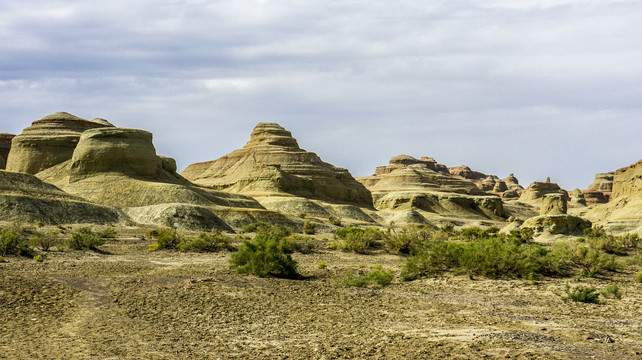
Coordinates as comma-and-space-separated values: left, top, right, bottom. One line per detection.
1, 0, 641, 190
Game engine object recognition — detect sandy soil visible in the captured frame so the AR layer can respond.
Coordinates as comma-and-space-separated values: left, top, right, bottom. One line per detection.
1, 237, 642, 359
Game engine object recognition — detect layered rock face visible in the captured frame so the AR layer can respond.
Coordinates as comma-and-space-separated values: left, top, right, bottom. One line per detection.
582, 172, 614, 204
0, 170, 120, 224
519, 180, 567, 203
522, 214, 592, 235
182, 123, 373, 208
0, 133, 14, 170
6, 112, 112, 174
570, 188, 587, 207
448, 165, 486, 181
612, 160, 642, 199
540, 194, 567, 215
69, 128, 161, 180
358, 155, 505, 224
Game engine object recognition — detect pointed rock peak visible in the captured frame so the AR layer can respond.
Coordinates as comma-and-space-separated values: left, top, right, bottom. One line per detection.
39, 112, 87, 121
247, 122, 300, 149
91, 118, 115, 127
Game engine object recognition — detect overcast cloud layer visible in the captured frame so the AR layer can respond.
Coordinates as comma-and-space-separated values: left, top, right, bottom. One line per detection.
1, 0, 641, 189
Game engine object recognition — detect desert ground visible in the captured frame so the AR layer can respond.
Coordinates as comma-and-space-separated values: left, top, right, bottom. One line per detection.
2, 232, 641, 360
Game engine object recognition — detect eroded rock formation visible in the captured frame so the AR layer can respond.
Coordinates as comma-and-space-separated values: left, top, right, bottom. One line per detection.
182, 123, 373, 209
540, 194, 567, 215
0, 133, 14, 170
519, 180, 567, 203
6, 112, 112, 174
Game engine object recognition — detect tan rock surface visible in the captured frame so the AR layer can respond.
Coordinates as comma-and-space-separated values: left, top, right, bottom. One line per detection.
522, 214, 592, 235
588, 172, 614, 193
519, 181, 567, 203
569, 188, 587, 207
6, 112, 110, 174
0, 170, 120, 224
539, 194, 567, 215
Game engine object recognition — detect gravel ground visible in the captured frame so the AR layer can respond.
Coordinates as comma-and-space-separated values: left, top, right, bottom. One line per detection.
1, 237, 642, 359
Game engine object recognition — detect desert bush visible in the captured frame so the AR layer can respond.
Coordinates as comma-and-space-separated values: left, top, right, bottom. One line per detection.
146, 227, 182, 251
65, 227, 105, 250
30, 229, 61, 251
317, 261, 327, 269
33, 255, 43, 262
303, 221, 316, 235
229, 224, 299, 278
297, 212, 307, 219
335, 227, 387, 254
0, 225, 33, 256
0, 255, 4, 262
636, 272, 642, 283
552, 239, 617, 278
601, 284, 623, 300
341, 264, 394, 287
561, 284, 601, 304
176, 231, 235, 252
240, 222, 270, 234
96, 227, 118, 240
328, 216, 342, 227
384, 225, 433, 255
583, 226, 640, 255
285, 234, 316, 254
440, 223, 455, 233
401, 235, 561, 281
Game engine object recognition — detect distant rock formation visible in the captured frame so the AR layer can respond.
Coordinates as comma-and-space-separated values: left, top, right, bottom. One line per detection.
580, 172, 614, 204
585, 160, 642, 234
0, 170, 120, 224
570, 188, 587, 207
358, 155, 504, 225
182, 123, 373, 208
6, 112, 112, 174
502, 173, 523, 191
522, 214, 592, 235
540, 194, 567, 215
519, 180, 567, 203
448, 165, 486, 181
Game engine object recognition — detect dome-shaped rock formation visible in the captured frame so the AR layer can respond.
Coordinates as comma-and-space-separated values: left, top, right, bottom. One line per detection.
540, 194, 567, 215
519, 180, 567, 203
182, 123, 373, 208
6, 112, 111, 175
448, 165, 486, 182
522, 214, 592, 235
570, 188, 587, 207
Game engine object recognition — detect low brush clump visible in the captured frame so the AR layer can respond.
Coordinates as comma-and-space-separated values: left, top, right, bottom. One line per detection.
65, 226, 114, 250
341, 264, 394, 288
229, 224, 299, 278
334, 227, 388, 254
0, 224, 33, 256
146, 227, 234, 252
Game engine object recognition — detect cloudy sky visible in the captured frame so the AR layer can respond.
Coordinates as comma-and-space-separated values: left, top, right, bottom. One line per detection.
1, 0, 641, 189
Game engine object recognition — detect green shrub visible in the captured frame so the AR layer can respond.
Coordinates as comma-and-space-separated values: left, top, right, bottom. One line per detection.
601, 284, 622, 300
328, 216, 342, 227
0, 255, 4, 262
552, 239, 617, 278
176, 231, 235, 252
285, 234, 316, 254
440, 223, 455, 233
303, 221, 316, 235
401, 235, 561, 281
561, 284, 601, 304
229, 224, 299, 278
0, 225, 33, 256
96, 227, 118, 240
146, 227, 181, 251
297, 212, 307, 219
384, 225, 432, 254
341, 264, 394, 287
317, 261, 327, 269
335, 227, 387, 254
65, 227, 105, 250
636, 272, 642, 283
30, 229, 61, 251
240, 222, 270, 234
33, 255, 43, 263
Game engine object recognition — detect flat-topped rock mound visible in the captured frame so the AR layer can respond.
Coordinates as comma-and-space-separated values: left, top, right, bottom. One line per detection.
182, 123, 373, 208
585, 160, 642, 234
6, 112, 113, 175
519, 180, 567, 203
0, 170, 120, 224
359, 155, 485, 195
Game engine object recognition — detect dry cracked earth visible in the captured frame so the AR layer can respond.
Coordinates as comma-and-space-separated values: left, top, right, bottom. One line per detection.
2, 237, 642, 359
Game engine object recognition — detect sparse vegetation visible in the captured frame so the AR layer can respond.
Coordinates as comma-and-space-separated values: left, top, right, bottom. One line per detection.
335, 227, 387, 254
317, 261, 327, 269
561, 284, 601, 304
30, 229, 61, 251
229, 224, 299, 278
65, 227, 106, 250
601, 284, 623, 300
341, 264, 394, 287
285, 234, 316, 253
636, 272, 642, 283
175, 231, 235, 252
0, 224, 33, 257
328, 216, 342, 227
33, 255, 43, 262
303, 221, 316, 235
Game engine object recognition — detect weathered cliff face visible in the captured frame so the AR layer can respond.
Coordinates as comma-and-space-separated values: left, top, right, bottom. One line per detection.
6, 112, 112, 174
182, 123, 373, 208
0, 133, 14, 170
588, 172, 614, 193
612, 160, 642, 200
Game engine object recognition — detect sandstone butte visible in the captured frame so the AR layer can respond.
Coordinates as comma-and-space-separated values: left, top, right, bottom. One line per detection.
181, 122, 373, 208
0, 133, 14, 170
